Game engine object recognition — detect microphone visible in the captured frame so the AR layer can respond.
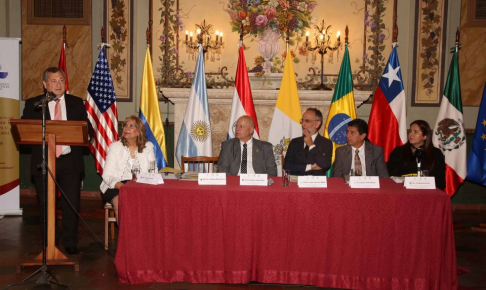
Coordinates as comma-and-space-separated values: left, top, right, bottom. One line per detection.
414, 147, 424, 176
34, 92, 60, 107
414, 147, 424, 162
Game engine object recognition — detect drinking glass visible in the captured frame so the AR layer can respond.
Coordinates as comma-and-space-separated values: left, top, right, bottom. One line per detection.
282, 169, 290, 187
148, 161, 156, 173
131, 164, 140, 180
421, 170, 429, 177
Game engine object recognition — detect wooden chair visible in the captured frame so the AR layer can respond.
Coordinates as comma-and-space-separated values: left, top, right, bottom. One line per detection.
180, 156, 219, 173
104, 203, 116, 250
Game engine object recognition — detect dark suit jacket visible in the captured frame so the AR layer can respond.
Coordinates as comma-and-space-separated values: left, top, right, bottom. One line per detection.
283, 134, 333, 176
22, 94, 93, 176
387, 145, 445, 190
333, 141, 389, 178
217, 138, 277, 176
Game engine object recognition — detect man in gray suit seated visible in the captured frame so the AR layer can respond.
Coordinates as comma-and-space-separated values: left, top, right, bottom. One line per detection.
217, 115, 277, 176
333, 118, 389, 178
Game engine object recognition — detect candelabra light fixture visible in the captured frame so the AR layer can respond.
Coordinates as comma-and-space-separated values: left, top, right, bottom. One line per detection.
305, 20, 347, 90
184, 19, 224, 62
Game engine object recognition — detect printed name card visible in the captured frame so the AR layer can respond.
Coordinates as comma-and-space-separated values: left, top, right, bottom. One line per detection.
349, 176, 380, 188
404, 177, 436, 189
136, 172, 164, 185
198, 173, 227, 185
297, 176, 327, 188
240, 174, 268, 186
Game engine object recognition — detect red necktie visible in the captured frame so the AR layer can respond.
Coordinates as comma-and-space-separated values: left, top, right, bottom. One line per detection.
55, 99, 62, 158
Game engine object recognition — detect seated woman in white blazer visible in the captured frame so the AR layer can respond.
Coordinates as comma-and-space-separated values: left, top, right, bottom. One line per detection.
101, 115, 156, 224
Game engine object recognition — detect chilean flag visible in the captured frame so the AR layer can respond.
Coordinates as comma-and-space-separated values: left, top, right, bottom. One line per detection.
227, 43, 259, 139
368, 44, 407, 162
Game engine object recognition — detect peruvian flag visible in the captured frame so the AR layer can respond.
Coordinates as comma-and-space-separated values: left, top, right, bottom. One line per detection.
433, 47, 467, 196
58, 41, 69, 93
227, 43, 259, 139
368, 44, 407, 162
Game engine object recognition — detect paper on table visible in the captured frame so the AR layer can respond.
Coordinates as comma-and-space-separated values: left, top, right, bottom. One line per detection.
391, 176, 405, 183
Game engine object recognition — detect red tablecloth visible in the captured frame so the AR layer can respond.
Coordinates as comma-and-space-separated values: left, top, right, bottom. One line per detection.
115, 177, 457, 290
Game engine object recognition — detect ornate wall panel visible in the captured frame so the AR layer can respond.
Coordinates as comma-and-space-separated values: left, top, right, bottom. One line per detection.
460, 0, 486, 106
105, 0, 132, 102
152, 0, 395, 92
411, 0, 448, 106
21, 0, 92, 100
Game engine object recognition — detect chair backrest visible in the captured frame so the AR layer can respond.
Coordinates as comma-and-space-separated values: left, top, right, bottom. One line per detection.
180, 155, 219, 173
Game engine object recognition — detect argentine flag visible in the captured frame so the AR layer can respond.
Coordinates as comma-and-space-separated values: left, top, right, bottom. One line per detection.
176, 46, 212, 166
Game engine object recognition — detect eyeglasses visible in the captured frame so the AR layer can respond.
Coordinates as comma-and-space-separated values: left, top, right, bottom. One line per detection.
122, 123, 136, 129
300, 119, 316, 124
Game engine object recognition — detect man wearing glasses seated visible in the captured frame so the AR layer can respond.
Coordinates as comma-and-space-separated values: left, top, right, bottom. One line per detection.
284, 108, 333, 176
217, 115, 277, 176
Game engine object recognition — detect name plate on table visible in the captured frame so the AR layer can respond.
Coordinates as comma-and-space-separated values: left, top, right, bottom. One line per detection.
136, 172, 164, 185
297, 176, 327, 188
404, 177, 436, 189
198, 173, 227, 185
349, 176, 380, 188
240, 174, 268, 186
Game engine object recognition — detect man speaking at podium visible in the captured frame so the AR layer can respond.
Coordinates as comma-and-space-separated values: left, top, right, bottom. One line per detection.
22, 67, 93, 255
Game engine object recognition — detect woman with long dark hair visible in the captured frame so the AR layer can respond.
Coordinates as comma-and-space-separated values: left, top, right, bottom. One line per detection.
387, 120, 445, 190
100, 115, 156, 223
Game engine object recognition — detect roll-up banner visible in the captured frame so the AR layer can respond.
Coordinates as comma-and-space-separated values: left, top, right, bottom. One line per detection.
0, 37, 22, 217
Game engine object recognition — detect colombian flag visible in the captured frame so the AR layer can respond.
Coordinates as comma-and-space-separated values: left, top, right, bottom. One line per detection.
139, 47, 168, 170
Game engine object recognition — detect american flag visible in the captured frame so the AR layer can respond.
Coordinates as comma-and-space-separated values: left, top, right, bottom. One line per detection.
85, 47, 118, 174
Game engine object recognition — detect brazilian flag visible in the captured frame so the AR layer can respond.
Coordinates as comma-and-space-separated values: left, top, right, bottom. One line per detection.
323, 44, 357, 176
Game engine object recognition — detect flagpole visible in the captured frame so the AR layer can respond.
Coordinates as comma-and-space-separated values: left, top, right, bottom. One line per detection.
392, 0, 398, 44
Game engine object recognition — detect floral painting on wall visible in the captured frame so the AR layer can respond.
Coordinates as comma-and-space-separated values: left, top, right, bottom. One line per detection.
152, 0, 395, 92
412, 0, 448, 106
105, 0, 132, 101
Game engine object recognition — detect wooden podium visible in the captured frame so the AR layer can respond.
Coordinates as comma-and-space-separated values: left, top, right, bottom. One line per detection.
10, 119, 89, 271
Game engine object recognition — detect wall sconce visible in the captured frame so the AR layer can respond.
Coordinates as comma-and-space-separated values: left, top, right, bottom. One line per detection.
184, 19, 224, 62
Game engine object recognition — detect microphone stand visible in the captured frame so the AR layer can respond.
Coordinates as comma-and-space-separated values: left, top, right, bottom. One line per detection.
160, 91, 174, 169
5, 93, 67, 289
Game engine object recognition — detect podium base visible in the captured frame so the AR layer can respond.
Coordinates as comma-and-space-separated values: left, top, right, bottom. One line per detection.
17, 252, 82, 273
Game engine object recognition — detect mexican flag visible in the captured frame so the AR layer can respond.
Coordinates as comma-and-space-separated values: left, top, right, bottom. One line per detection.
432, 47, 467, 196
323, 44, 357, 176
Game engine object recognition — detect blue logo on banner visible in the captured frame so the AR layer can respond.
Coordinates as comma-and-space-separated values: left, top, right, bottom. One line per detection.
328, 113, 351, 145
0, 64, 8, 79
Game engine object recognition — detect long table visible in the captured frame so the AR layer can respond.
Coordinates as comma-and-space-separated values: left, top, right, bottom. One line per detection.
115, 177, 457, 290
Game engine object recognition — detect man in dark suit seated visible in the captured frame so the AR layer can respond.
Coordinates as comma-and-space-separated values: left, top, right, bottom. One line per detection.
217, 115, 277, 176
284, 108, 333, 175
332, 118, 389, 178
22, 67, 93, 255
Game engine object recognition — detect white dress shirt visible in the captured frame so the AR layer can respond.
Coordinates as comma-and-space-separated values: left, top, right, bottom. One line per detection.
48, 94, 71, 155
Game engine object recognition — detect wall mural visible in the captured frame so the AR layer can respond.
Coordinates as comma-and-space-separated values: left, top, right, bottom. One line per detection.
412, 0, 448, 106
151, 0, 394, 92
105, 0, 132, 102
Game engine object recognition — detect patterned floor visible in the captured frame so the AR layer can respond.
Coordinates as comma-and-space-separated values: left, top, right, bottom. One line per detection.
0, 197, 485, 290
